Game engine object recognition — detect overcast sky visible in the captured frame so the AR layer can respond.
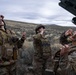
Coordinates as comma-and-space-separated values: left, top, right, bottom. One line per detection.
0, 0, 76, 27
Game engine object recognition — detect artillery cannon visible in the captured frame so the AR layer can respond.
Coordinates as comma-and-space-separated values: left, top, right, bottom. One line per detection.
59, 0, 76, 25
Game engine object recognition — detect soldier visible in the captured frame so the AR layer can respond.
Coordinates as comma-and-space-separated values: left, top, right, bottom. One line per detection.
33, 25, 52, 75
0, 15, 26, 75
59, 29, 76, 55
55, 28, 76, 75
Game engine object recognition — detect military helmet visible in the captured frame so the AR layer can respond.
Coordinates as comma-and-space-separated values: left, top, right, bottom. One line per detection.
0, 15, 4, 18
0, 15, 7, 31
35, 25, 45, 34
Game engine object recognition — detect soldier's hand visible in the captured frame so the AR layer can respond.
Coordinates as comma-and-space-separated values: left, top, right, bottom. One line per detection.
72, 31, 76, 39
40, 30, 44, 35
65, 29, 73, 36
22, 32, 26, 40
40, 29, 45, 35
60, 44, 70, 56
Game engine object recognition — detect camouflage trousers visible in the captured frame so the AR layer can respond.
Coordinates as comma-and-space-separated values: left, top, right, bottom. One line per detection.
56, 63, 76, 75
33, 55, 52, 75
16, 58, 29, 75
0, 63, 16, 75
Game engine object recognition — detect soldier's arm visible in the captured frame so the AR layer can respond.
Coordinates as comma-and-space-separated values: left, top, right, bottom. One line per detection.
67, 36, 74, 42
9, 32, 26, 49
16, 36, 25, 48
0, 32, 3, 45
0, 37, 3, 45
9, 36, 25, 49
60, 32, 67, 44
60, 45, 70, 56
16, 32, 26, 48
33, 33, 43, 40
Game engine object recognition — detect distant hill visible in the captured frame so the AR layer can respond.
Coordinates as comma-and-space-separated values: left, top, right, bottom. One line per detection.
5, 19, 76, 33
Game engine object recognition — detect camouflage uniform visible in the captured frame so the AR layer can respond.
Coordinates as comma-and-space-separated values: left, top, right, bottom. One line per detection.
58, 53, 71, 75
0, 29, 25, 75
55, 30, 76, 75
33, 33, 51, 75
68, 47, 76, 75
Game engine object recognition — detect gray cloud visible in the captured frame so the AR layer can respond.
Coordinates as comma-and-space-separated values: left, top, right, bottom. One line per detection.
0, 0, 75, 26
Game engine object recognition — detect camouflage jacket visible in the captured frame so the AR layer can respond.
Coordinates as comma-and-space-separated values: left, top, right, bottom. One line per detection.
68, 49, 76, 72
0, 29, 25, 61
59, 53, 69, 70
33, 33, 51, 59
